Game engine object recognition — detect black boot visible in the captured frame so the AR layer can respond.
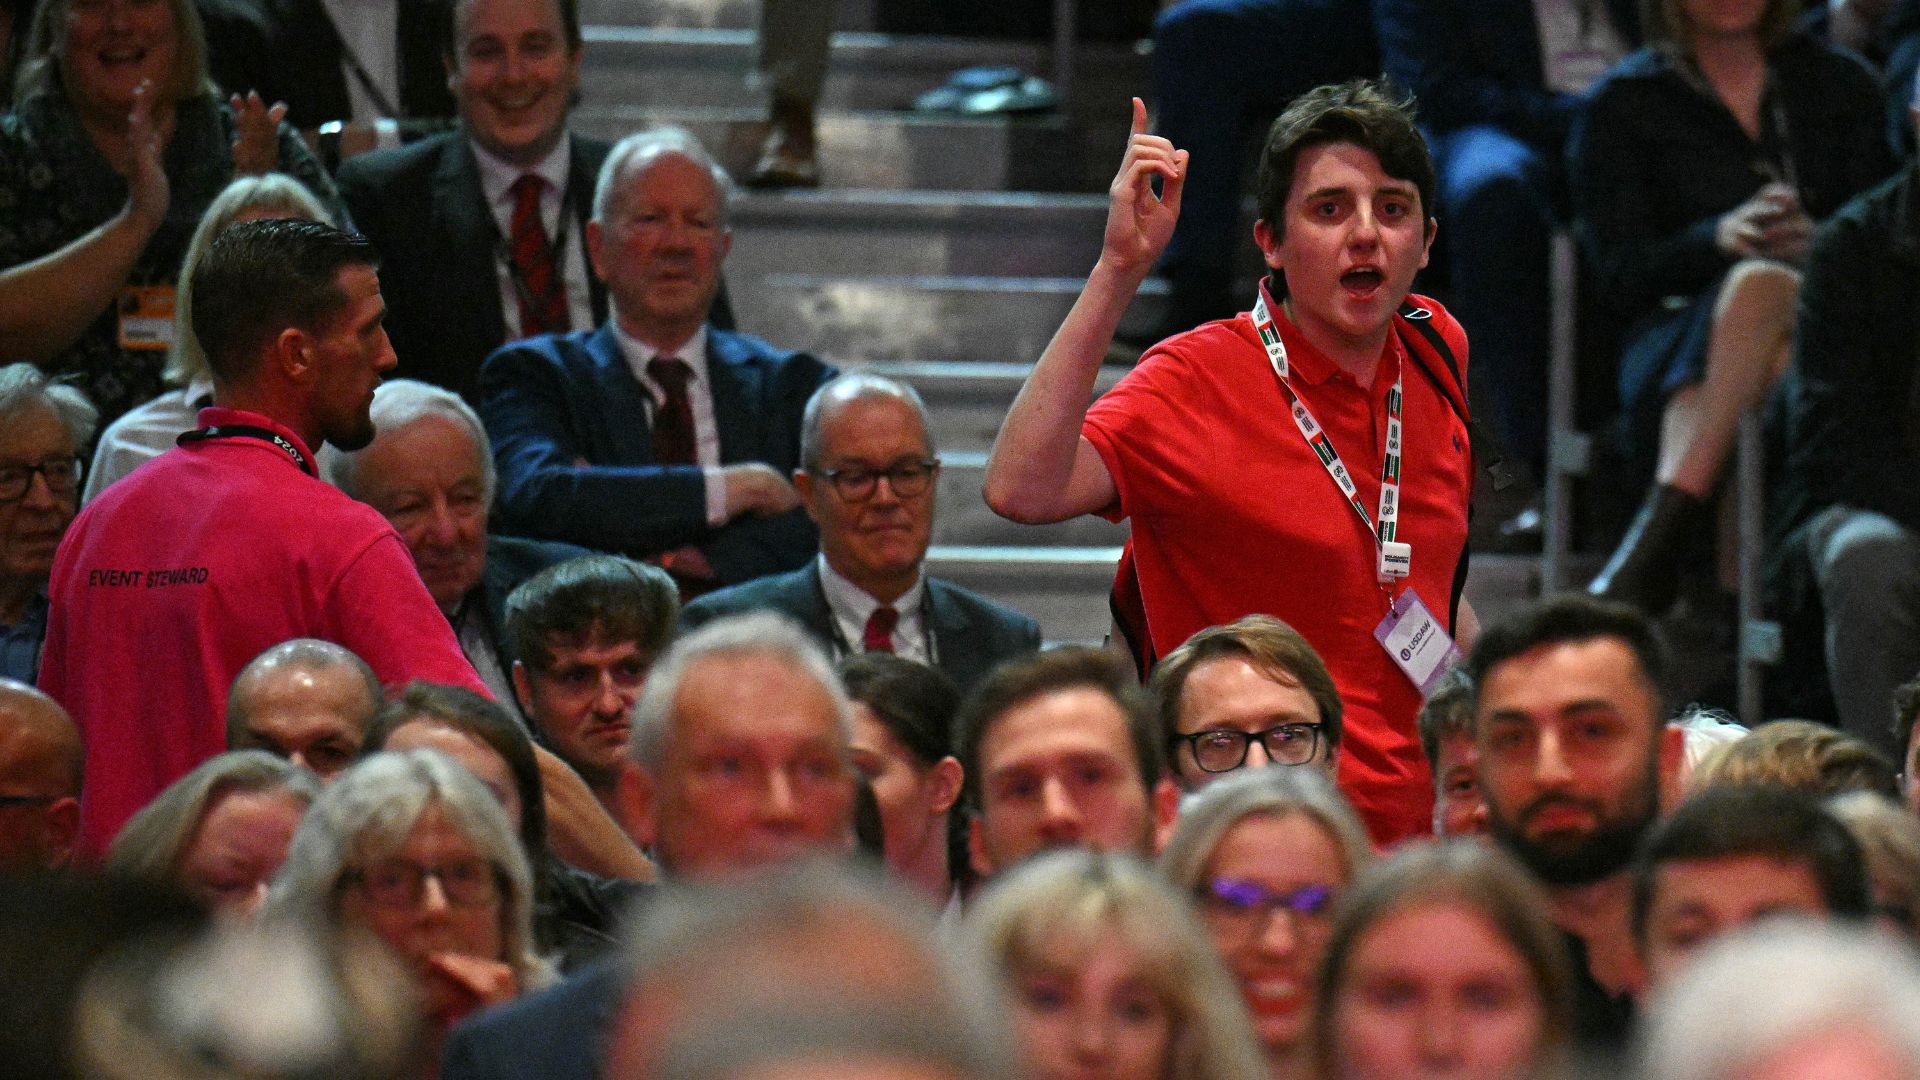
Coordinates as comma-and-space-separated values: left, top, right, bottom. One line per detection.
1587, 484, 1709, 616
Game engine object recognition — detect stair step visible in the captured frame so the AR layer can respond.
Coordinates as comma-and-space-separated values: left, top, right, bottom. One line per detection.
925, 545, 1121, 644
581, 0, 876, 31
577, 27, 1148, 116
572, 106, 1089, 192
722, 189, 1107, 275
931, 451, 1130, 547
854, 359, 1125, 452
734, 273, 1165, 364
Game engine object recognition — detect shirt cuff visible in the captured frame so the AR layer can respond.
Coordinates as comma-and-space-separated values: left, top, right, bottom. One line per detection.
373, 117, 402, 150
703, 465, 728, 527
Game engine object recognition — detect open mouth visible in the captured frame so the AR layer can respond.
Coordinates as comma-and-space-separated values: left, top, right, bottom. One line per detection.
98, 45, 152, 69
1340, 267, 1384, 295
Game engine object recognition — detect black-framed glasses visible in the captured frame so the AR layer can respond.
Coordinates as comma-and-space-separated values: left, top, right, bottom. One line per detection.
0, 457, 82, 502
1195, 878, 1337, 942
343, 857, 500, 909
1171, 724, 1323, 773
815, 458, 938, 501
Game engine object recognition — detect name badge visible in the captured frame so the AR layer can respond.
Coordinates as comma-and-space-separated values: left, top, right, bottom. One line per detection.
1377, 540, 1412, 583
1374, 588, 1459, 696
117, 285, 176, 351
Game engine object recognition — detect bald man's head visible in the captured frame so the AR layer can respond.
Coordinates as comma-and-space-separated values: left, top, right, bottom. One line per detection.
0, 679, 82, 872
226, 640, 382, 779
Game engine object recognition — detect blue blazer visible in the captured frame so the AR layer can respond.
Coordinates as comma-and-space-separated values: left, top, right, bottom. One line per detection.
679, 563, 1042, 694
479, 323, 835, 586
440, 958, 622, 1080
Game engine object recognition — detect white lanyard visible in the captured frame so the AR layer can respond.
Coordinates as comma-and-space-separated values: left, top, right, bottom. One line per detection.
1252, 282, 1411, 583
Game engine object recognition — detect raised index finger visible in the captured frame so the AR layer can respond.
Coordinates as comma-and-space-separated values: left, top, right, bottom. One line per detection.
1130, 96, 1148, 138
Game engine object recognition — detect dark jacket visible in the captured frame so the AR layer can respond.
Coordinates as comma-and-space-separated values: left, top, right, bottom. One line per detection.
679, 563, 1043, 694
479, 324, 834, 586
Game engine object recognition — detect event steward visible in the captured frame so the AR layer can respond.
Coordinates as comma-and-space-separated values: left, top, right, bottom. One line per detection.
986, 84, 1477, 845
38, 219, 488, 860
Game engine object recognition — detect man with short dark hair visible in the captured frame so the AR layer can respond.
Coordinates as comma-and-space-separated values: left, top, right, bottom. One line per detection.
328, 379, 590, 707
1415, 665, 1486, 837
987, 82, 1476, 846
481, 127, 830, 590
505, 554, 679, 821
0, 679, 81, 873
1465, 593, 1682, 1055
1632, 784, 1871, 991
954, 646, 1178, 879
1149, 614, 1342, 789
680, 372, 1039, 693
39, 219, 487, 859
226, 639, 382, 780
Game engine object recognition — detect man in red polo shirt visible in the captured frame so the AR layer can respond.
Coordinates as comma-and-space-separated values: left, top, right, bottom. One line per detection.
986, 83, 1477, 844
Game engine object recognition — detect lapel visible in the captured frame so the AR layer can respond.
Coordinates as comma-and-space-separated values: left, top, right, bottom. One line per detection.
583, 324, 661, 463
433, 141, 510, 345
565, 135, 610, 324
923, 579, 973, 645
706, 330, 760, 465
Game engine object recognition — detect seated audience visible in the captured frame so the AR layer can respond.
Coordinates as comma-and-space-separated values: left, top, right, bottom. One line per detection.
1416, 667, 1487, 837
1148, 615, 1341, 791
504, 554, 679, 824
335, 0, 630, 401
105, 749, 318, 916
480, 126, 835, 591
954, 647, 1178, 881
838, 654, 965, 904
1773, 81, 1920, 748
962, 848, 1267, 1080
1312, 840, 1575, 1080
0, 678, 82, 874
0, 364, 95, 683
269, 749, 555, 1068
1377, 0, 1638, 479
1631, 784, 1870, 991
1688, 718, 1897, 799
1159, 768, 1374, 1080
681, 372, 1040, 693
0, 0, 343, 426
68, 917, 421, 1080
1637, 922, 1920, 1080
1573, 0, 1894, 614
362, 680, 643, 969
225, 638, 382, 781
1823, 790, 1920, 940
328, 379, 592, 708
84, 173, 332, 503
1464, 594, 1682, 1057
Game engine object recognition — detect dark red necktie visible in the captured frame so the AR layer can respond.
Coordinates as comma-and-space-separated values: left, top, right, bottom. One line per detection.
648, 356, 696, 465
509, 174, 568, 335
863, 606, 899, 653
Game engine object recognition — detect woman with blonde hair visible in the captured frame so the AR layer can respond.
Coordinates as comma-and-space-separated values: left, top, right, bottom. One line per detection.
962, 848, 1265, 1080
84, 172, 333, 501
1159, 768, 1373, 1080
1313, 840, 1575, 1080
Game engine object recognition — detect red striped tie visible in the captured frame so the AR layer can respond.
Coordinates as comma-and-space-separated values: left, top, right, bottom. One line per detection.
509, 174, 568, 335
863, 606, 899, 653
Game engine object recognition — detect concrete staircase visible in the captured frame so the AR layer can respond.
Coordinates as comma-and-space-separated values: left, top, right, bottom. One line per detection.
582, 1, 1538, 643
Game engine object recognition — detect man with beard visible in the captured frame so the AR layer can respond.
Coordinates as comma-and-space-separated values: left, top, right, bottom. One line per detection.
1463, 593, 1682, 1057
39, 221, 487, 859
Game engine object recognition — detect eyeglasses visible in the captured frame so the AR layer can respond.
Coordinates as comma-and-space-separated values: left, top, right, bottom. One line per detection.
343, 857, 500, 909
815, 459, 938, 502
1195, 878, 1336, 942
1171, 724, 1323, 773
0, 458, 81, 502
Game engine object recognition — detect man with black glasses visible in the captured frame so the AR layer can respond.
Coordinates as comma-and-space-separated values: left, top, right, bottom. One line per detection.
0, 364, 92, 686
681, 373, 1039, 694
1148, 615, 1342, 790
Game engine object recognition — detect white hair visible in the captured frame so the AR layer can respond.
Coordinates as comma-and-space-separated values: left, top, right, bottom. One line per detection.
326, 378, 496, 505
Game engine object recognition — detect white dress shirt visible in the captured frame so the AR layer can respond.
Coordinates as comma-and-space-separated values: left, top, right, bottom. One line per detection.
817, 553, 931, 664
472, 137, 597, 338
611, 322, 728, 526
319, 0, 399, 122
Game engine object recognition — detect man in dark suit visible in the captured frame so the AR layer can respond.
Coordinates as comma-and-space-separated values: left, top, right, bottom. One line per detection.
334, 0, 607, 402
681, 373, 1040, 693
328, 379, 590, 710
480, 127, 833, 590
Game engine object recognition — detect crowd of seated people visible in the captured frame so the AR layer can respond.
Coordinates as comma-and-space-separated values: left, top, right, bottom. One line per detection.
10, 0, 1920, 1076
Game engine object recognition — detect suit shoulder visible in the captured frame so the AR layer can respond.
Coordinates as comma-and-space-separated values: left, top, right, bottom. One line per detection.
681, 567, 815, 624
930, 578, 1041, 638
337, 132, 456, 190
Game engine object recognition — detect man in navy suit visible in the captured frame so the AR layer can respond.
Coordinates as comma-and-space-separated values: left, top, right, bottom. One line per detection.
479, 127, 834, 589
680, 372, 1040, 693
335, 0, 608, 403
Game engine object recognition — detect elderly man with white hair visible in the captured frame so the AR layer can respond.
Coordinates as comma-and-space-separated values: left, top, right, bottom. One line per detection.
329, 378, 590, 708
